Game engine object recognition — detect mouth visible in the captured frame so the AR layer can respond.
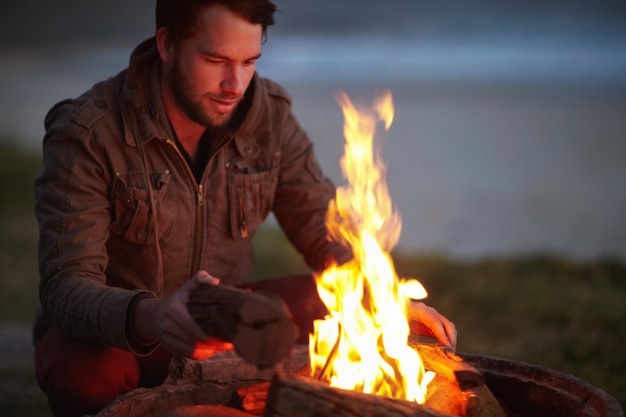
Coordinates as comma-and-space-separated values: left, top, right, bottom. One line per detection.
210, 97, 240, 114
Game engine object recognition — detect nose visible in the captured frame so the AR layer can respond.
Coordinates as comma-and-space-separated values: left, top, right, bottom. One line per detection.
220, 64, 246, 97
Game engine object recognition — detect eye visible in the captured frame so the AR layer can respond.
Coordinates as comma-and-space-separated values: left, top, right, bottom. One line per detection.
202, 56, 224, 65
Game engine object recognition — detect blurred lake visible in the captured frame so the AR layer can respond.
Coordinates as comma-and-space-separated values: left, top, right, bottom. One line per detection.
1, 0, 625, 259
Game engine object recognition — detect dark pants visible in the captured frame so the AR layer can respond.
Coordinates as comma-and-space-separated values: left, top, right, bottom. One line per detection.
35, 274, 327, 417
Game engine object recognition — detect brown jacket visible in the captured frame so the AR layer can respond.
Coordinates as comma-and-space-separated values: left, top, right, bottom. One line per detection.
34, 38, 349, 352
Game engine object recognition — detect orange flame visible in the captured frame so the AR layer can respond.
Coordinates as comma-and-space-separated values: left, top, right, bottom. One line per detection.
310, 91, 435, 403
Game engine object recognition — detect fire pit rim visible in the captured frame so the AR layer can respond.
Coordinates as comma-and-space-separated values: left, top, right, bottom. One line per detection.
458, 351, 623, 417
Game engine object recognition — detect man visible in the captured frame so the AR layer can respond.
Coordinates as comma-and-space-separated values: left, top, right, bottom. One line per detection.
34, 1, 457, 416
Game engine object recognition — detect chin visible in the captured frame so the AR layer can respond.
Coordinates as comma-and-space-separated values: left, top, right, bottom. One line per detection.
211, 114, 232, 127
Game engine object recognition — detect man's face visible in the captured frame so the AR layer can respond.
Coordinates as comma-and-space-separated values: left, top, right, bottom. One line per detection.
166, 5, 263, 128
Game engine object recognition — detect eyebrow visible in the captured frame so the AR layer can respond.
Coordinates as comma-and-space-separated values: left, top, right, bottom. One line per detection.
199, 50, 263, 61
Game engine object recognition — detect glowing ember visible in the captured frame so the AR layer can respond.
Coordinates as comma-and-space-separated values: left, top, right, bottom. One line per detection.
309, 91, 435, 403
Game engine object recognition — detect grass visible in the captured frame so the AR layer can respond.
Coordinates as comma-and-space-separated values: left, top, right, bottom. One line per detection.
0, 143, 624, 416
0, 144, 49, 416
0, 144, 42, 324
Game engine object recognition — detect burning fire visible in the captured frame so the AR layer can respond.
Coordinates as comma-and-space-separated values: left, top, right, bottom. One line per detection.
310, 91, 435, 403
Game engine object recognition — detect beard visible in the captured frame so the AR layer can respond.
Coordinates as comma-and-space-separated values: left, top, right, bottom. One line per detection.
168, 58, 243, 129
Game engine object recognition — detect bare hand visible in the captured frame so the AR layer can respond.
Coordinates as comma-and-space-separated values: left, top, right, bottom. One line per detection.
134, 270, 220, 358
408, 301, 457, 351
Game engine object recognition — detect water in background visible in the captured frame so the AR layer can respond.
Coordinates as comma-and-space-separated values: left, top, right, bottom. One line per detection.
1, 2, 625, 259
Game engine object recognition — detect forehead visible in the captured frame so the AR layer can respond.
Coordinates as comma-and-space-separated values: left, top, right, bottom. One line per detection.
187, 4, 263, 56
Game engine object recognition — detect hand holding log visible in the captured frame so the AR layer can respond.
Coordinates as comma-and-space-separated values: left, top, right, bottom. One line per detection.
187, 284, 297, 369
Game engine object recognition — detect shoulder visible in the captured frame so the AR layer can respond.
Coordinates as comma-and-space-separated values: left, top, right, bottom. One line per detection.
44, 71, 126, 139
257, 76, 293, 105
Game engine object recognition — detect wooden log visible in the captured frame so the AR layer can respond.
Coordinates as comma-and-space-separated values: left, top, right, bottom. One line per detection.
423, 374, 506, 417
413, 344, 506, 417
264, 372, 451, 417
187, 284, 297, 369
160, 404, 255, 417
95, 382, 234, 417
165, 344, 311, 388
412, 343, 485, 391
238, 275, 328, 345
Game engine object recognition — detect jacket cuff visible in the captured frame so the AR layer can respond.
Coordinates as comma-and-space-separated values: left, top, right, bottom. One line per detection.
125, 291, 160, 356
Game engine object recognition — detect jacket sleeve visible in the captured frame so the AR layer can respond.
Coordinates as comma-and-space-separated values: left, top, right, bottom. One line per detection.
268, 89, 352, 271
35, 96, 154, 353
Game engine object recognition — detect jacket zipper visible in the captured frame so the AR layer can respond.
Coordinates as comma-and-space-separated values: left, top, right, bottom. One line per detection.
193, 184, 204, 273
237, 186, 249, 238
165, 139, 205, 275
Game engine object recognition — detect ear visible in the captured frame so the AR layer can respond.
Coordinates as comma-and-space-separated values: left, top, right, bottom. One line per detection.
156, 27, 174, 63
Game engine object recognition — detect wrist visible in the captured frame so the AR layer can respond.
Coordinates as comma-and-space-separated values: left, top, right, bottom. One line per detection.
130, 294, 159, 346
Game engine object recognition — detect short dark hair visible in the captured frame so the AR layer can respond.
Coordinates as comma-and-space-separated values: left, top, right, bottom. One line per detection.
156, 0, 277, 44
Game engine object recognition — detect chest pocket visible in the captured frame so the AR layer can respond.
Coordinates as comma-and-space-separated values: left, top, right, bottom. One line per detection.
228, 167, 279, 239
110, 170, 174, 245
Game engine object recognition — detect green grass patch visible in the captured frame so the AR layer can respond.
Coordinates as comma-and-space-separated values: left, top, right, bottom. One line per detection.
0, 144, 41, 324
0, 144, 41, 216
250, 225, 311, 280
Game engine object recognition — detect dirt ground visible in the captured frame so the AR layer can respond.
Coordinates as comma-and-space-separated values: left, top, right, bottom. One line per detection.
0, 322, 50, 417
0, 323, 34, 371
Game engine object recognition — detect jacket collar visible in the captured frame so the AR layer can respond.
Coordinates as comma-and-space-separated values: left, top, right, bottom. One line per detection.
120, 38, 164, 146
124, 37, 159, 110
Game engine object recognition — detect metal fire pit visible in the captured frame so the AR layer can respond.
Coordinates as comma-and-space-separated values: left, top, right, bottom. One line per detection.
459, 352, 623, 417
95, 347, 623, 417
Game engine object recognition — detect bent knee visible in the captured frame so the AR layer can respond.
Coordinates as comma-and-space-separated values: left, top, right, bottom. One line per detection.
36, 330, 140, 416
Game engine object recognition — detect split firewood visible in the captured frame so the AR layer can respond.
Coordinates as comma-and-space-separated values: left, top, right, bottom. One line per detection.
412, 343, 485, 390
187, 283, 297, 369
160, 404, 254, 417
413, 344, 506, 417
424, 375, 506, 417
264, 372, 450, 417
